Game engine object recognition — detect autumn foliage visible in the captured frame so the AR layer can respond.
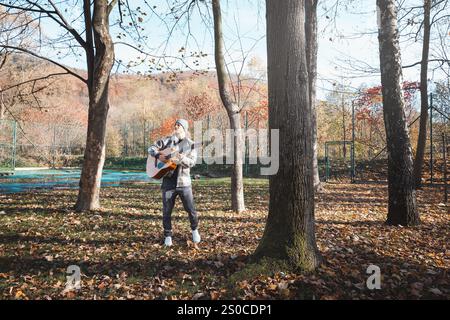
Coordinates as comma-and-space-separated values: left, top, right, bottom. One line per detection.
184, 92, 220, 121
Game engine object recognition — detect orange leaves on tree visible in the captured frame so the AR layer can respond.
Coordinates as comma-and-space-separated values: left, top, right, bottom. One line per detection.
356, 81, 420, 108
246, 99, 268, 128
355, 81, 420, 126
151, 115, 179, 138
184, 92, 220, 121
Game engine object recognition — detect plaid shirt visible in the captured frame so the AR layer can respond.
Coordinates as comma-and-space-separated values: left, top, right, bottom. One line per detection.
148, 136, 197, 188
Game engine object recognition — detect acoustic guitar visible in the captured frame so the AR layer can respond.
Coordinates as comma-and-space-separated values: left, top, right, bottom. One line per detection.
146, 140, 206, 179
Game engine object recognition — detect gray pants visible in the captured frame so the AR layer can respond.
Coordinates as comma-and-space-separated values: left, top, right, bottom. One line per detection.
162, 187, 198, 237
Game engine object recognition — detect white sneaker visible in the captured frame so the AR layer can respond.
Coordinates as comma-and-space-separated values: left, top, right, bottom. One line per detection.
192, 229, 201, 243
164, 236, 173, 247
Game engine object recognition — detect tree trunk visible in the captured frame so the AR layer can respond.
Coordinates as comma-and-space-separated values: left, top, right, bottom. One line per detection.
312, 110, 321, 190
212, 0, 245, 213
75, 1, 115, 212
413, 0, 431, 189
253, 0, 321, 270
305, 0, 321, 191
229, 112, 245, 211
377, 0, 420, 226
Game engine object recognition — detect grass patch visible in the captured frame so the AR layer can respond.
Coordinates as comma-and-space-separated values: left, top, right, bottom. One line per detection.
228, 258, 293, 286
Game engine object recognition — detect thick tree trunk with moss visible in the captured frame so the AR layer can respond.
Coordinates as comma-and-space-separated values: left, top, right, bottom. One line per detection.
212, 0, 245, 213
75, 1, 115, 211
253, 0, 321, 270
377, 0, 420, 226
413, 0, 431, 189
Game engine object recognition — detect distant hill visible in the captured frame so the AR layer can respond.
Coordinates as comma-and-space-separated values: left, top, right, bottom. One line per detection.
1, 53, 221, 127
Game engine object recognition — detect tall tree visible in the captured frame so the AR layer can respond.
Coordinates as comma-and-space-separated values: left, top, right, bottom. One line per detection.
212, 0, 245, 213
413, 0, 432, 188
305, 0, 322, 191
376, 0, 420, 226
0, 0, 118, 211
75, 0, 116, 211
253, 0, 320, 270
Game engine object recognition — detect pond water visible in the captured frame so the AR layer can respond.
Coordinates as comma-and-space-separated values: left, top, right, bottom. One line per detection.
0, 169, 157, 193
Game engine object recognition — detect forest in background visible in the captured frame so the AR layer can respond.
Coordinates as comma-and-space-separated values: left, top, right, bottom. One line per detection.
2, 53, 449, 179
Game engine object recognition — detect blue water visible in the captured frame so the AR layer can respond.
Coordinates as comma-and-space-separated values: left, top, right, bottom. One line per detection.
0, 169, 157, 194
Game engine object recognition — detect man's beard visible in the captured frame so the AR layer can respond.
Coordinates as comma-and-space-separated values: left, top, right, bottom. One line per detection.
173, 130, 185, 140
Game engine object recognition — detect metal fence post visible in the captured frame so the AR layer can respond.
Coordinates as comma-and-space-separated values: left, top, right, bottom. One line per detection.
443, 132, 448, 203
352, 101, 356, 183
52, 125, 56, 169
325, 142, 329, 182
430, 93, 433, 184
245, 111, 249, 177
12, 121, 17, 171
206, 114, 210, 173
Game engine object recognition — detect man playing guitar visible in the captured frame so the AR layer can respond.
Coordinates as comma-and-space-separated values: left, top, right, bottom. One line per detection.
148, 119, 200, 247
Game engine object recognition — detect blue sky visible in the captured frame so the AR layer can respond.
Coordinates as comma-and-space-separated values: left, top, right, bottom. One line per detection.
36, 0, 445, 100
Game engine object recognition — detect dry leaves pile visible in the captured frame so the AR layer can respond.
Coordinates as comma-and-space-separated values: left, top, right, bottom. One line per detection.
0, 179, 448, 300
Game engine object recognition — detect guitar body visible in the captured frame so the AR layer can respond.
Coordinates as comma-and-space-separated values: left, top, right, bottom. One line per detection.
146, 147, 178, 179
146, 138, 207, 180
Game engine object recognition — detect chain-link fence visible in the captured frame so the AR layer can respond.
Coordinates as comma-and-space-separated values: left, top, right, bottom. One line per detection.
14, 122, 86, 168
0, 119, 16, 174
5, 114, 272, 177
347, 93, 449, 184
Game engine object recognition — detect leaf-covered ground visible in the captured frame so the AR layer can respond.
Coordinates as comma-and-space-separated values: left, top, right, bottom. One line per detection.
0, 178, 448, 300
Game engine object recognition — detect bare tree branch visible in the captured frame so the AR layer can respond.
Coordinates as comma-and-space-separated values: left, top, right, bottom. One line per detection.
0, 45, 86, 83
0, 72, 70, 93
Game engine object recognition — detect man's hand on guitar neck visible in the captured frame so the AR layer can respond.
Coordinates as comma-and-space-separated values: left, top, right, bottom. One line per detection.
155, 151, 183, 164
